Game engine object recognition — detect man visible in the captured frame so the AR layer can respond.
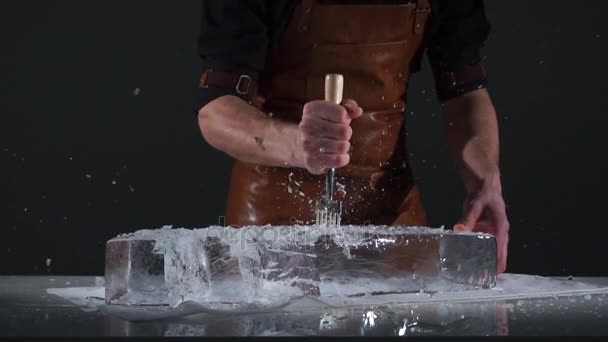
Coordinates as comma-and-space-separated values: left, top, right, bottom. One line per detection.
196, 0, 509, 274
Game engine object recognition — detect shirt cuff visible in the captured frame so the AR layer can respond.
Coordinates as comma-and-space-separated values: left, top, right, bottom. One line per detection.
432, 62, 488, 102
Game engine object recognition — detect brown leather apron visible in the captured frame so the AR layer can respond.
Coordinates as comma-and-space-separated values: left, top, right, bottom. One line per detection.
225, 0, 431, 227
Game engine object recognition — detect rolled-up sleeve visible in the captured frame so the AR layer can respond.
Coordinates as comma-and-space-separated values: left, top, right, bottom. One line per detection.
197, 0, 269, 108
426, 0, 491, 102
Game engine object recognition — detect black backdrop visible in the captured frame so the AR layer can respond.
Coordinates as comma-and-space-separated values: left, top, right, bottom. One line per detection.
1, 1, 607, 277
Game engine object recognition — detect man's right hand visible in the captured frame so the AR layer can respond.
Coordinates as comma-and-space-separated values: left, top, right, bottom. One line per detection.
298, 99, 363, 175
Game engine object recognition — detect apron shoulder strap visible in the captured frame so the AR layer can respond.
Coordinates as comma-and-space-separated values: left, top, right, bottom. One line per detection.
416, 0, 431, 9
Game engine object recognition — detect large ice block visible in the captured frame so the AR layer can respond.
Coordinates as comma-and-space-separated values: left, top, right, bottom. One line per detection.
105, 225, 496, 308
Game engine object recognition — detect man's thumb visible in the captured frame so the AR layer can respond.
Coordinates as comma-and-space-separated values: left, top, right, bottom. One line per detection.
342, 99, 363, 119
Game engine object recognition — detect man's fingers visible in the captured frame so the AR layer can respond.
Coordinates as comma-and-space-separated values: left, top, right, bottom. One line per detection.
301, 137, 350, 154
496, 216, 510, 274
453, 223, 470, 232
453, 189, 510, 275
300, 100, 357, 174
307, 167, 326, 175
304, 153, 350, 172
497, 240, 507, 274
303, 100, 350, 123
487, 199, 509, 274
342, 99, 364, 119
308, 166, 327, 175
497, 244, 508, 274
454, 199, 484, 232
300, 117, 353, 140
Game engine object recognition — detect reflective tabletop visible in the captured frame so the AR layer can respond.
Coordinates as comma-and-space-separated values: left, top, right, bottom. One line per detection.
1, 276, 607, 337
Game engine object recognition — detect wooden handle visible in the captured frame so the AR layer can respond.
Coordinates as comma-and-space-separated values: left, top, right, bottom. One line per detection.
324, 74, 344, 104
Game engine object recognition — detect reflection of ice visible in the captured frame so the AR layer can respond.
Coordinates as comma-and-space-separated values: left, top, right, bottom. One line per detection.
363, 310, 377, 328
398, 318, 408, 336
319, 313, 337, 331
164, 324, 205, 336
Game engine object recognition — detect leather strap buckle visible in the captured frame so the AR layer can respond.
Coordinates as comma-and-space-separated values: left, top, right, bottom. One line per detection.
235, 74, 252, 95
199, 70, 258, 100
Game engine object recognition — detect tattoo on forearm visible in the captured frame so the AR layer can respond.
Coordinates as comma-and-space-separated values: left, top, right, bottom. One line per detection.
254, 136, 266, 151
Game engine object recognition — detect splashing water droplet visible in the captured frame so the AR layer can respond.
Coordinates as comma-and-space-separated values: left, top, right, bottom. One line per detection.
336, 182, 347, 197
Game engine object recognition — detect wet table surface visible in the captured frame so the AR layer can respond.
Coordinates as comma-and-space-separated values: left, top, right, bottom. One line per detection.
1, 276, 608, 337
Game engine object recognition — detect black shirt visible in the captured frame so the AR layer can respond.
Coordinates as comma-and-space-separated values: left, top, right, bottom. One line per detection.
197, 0, 491, 105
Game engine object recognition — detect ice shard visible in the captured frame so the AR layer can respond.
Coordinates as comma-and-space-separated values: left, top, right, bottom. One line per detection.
105, 225, 496, 309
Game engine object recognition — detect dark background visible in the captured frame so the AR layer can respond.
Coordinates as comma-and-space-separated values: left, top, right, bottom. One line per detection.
1, 1, 607, 277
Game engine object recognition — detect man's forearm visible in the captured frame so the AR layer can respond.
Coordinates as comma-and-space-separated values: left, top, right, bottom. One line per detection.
198, 95, 304, 168
442, 88, 502, 193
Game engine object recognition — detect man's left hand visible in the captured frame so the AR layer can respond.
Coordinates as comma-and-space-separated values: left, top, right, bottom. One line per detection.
453, 174, 510, 274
